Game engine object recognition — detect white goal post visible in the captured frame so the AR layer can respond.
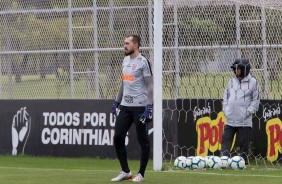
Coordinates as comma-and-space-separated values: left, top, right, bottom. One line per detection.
153, 0, 163, 171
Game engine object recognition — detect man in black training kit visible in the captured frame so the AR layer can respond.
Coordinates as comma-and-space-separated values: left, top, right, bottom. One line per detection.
111, 35, 153, 182
221, 58, 260, 165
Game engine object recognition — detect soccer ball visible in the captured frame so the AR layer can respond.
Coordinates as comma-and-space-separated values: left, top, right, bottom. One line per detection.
230, 156, 246, 170
204, 156, 212, 168
174, 156, 187, 169
220, 156, 231, 169
191, 156, 205, 170
185, 156, 194, 169
207, 156, 222, 169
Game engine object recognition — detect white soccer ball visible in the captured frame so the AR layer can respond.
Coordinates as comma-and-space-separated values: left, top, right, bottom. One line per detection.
230, 156, 246, 170
220, 156, 231, 169
204, 156, 212, 168
174, 156, 187, 169
191, 156, 205, 170
207, 156, 222, 169
185, 156, 194, 169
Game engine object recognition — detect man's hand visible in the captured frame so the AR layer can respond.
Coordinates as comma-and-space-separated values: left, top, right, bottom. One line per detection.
139, 104, 153, 124
112, 101, 120, 117
12, 107, 31, 155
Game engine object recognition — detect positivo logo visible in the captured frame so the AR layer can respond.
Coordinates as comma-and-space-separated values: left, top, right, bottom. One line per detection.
11, 107, 31, 155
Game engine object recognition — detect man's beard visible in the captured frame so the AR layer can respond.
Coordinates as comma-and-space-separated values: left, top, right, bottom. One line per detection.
125, 49, 134, 56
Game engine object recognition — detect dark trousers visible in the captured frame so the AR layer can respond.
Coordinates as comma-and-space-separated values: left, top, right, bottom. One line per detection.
113, 105, 150, 177
221, 125, 252, 164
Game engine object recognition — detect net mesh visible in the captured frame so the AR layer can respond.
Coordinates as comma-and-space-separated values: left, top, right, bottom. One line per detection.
0, 0, 152, 99
0, 0, 281, 169
162, 0, 282, 170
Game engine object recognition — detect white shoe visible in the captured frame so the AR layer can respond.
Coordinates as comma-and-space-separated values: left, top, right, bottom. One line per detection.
111, 171, 132, 182
132, 173, 144, 182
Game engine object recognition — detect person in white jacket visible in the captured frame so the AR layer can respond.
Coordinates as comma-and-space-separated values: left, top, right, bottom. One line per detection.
221, 58, 260, 165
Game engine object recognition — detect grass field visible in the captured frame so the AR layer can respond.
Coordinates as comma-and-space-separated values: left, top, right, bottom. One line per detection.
1, 71, 281, 99
0, 155, 281, 184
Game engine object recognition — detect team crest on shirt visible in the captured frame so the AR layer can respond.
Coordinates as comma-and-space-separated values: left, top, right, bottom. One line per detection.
137, 57, 142, 62
131, 63, 138, 71
241, 83, 249, 91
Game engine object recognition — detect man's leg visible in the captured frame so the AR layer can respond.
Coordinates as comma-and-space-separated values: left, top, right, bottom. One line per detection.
134, 107, 150, 178
221, 125, 236, 157
113, 107, 133, 173
237, 127, 252, 164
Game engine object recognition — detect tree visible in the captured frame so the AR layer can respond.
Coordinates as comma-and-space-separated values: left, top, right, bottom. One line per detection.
178, 16, 224, 75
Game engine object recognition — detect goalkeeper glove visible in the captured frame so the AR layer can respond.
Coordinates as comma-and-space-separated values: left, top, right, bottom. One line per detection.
112, 101, 120, 116
139, 104, 153, 124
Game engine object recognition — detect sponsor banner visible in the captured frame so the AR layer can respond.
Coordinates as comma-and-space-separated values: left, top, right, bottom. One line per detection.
0, 100, 177, 159
3, 99, 280, 162
177, 99, 282, 162
0, 100, 160, 159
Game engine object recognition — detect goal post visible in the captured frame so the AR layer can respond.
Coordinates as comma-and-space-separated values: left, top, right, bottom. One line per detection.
153, 0, 163, 171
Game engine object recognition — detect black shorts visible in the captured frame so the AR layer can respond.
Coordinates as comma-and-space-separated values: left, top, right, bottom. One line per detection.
114, 105, 149, 142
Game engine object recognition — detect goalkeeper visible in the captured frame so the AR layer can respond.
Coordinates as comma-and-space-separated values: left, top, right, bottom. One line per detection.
111, 35, 153, 182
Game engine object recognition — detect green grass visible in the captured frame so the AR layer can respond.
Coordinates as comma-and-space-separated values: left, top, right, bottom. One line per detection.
0, 156, 281, 184
1, 71, 282, 99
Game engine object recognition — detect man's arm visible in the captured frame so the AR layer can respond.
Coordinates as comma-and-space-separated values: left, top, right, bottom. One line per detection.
139, 75, 153, 124
112, 82, 123, 116
222, 80, 230, 112
144, 75, 153, 105
115, 82, 123, 103
247, 79, 260, 114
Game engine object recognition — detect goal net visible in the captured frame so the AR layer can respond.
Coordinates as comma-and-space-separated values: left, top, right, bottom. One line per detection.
160, 0, 282, 170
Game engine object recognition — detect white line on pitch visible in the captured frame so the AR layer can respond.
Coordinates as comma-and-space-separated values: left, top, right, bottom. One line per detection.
0, 166, 281, 178
163, 170, 282, 178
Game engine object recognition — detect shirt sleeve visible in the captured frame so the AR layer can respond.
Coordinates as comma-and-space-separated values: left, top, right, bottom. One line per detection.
223, 79, 231, 112
144, 75, 153, 105
115, 82, 123, 103
247, 78, 260, 114
142, 58, 153, 77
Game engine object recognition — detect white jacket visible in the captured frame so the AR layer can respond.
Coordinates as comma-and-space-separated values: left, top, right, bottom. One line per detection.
223, 74, 260, 127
